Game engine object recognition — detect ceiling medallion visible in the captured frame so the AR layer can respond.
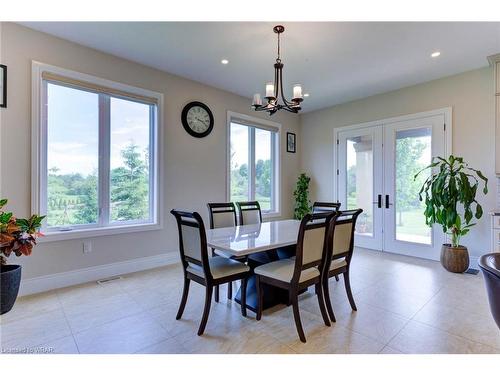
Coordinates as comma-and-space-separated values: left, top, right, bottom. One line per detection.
252, 25, 303, 115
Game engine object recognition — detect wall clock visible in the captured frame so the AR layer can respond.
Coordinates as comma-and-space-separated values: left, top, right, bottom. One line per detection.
181, 101, 214, 138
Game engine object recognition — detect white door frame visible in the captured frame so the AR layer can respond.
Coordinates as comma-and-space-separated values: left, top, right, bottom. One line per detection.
333, 107, 452, 256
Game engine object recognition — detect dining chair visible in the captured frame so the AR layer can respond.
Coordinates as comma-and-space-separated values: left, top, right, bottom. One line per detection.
322, 209, 363, 322
312, 201, 341, 214
236, 201, 262, 225
254, 212, 338, 343
207, 202, 246, 302
170, 209, 251, 336
313, 202, 342, 280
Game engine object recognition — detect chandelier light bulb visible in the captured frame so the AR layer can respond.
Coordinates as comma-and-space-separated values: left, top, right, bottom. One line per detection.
293, 84, 303, 100
252, 93, 262, 106
265, 83, 275, 98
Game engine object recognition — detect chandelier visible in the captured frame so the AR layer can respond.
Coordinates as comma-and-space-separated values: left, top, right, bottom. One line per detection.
252, 25, 303, 115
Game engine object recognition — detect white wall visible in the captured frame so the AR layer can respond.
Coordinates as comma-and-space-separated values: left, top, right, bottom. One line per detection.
300, 67, 496, 260
0, 23, 301, 281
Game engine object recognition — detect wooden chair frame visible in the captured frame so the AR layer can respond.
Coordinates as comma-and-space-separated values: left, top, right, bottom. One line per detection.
207, 202, 242, 302
313, 202, 342, 281
171, 209, 251, 336
255, 212, 339, 343
322, 209, 363, 322
236, 201, 262, 225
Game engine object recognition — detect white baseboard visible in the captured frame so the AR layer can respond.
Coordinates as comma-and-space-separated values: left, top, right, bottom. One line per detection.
18, 252, 179, 297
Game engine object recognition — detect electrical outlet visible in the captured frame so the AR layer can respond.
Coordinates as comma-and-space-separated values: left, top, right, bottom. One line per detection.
83, 241, 92, 254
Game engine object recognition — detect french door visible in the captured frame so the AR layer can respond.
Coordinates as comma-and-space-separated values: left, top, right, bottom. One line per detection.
336, 112, 448, 260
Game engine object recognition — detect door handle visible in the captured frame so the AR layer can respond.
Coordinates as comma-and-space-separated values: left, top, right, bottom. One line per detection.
378, 194, 382, 208
385, 195, 390, 209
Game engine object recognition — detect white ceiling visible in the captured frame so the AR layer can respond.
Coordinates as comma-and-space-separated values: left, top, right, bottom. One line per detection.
19, 22, 500, 112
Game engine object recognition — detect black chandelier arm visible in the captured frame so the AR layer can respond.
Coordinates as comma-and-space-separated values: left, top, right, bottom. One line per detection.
278, 67, 301, 109
273, 64, 279, 99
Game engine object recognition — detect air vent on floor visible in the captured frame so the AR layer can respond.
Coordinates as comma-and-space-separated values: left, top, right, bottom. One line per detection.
97, 276, 123, 285
464, 268, 479, 275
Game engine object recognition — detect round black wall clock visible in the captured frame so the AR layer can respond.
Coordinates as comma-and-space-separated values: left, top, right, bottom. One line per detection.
181, 101, 214, 138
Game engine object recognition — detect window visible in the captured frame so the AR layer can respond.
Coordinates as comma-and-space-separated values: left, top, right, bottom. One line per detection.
33, 64, 161, 237
228, 113, 280, 214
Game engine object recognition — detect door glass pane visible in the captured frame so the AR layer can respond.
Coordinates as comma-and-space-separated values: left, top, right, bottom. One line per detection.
255, 128, 273, 211
110, 97, 151, 223
346, 135, 373, 236
395, 127, 432, 244
46, 83, 99, 227
230, 123, 249, 202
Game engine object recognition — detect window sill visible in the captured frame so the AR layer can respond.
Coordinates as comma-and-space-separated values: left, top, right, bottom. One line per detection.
38, 222, 162, 243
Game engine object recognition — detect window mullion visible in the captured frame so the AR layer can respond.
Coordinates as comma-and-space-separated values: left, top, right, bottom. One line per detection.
249, 127, 256, 201
270, 132, 276, 212
99, 94, 111, 226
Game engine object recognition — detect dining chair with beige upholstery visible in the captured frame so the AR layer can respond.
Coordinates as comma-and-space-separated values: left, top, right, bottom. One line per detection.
254, 212, 338, 343
313, 202, 342, 280
322, 209, 363, 322
207, 202, 246, 301
171, 209, 251, 336
236, 201, 262, 225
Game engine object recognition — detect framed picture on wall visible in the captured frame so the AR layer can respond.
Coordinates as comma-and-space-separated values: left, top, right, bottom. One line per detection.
0, 65, 6, 108
287, 132, 296, 153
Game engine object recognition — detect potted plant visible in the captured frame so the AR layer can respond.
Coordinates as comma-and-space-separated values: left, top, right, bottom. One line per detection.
0, 199, 45, 314
415, 155, 488, 273
293, 173, 312, 220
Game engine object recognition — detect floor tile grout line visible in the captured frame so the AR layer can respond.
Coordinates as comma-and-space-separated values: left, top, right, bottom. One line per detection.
54, 291, 80, 354
406, 316, 500, 352
383, 283, 446, 352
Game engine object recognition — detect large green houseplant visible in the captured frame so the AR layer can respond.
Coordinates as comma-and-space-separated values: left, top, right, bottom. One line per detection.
293, 173, 312, 220
415, 155, 488, 272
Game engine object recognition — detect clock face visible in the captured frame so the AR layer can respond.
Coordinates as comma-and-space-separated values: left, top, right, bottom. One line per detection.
181, 102, 214, 138
186, 106, 210, 134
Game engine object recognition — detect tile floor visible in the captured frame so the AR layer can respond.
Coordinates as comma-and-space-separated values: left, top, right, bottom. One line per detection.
1, 248, 499, 354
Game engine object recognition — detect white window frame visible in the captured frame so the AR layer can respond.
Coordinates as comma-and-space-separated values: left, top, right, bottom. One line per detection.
31, 61, 164, 242
226, 111, 281, 218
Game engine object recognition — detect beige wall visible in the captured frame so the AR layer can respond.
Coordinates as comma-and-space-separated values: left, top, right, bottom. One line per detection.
300, 67, 496, 259
0, 23, 301, 279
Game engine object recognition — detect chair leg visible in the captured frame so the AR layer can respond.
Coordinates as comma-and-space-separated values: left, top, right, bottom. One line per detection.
343, 270, 357, 311
198, 285, 213, 336
334, 275, 340, 282
228, 282, 232, 300
240, 277, 247, 317
323, 276, 336, 322
291, 291, 306, 343
176, 277, 190, 320
256, 276, 263, 321
214, 285, 219, 303
315, 282, 331, 327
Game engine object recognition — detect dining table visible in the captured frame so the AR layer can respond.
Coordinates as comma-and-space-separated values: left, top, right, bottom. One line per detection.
206, 219, 302, 312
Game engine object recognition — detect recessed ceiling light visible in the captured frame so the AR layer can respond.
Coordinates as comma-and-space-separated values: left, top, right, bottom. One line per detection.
303, 93, 310, 97
431, 51, 441, 58
221, 59, 229, 65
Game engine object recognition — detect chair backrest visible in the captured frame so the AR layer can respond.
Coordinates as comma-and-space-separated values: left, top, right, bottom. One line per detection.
170, 209, 211, 279
236, 201, 262, 225
292, 212, 338, 284
312, 202, 341, 214
207, 202, 237, 229
328, 209, 363, 264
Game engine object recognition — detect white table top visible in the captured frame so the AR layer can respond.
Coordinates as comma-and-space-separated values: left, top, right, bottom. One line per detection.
206, 219, 301, 256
